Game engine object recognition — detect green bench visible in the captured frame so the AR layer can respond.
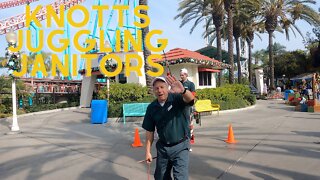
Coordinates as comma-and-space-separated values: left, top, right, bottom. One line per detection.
122, 103, 150, 124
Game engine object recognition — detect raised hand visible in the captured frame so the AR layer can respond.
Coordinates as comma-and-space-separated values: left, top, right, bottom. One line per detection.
166, 75, 184, 94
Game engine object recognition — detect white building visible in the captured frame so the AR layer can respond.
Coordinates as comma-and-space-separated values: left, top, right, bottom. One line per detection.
79, 48, 230, 107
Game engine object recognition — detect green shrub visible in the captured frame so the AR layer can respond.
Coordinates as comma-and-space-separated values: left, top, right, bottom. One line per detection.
196, 84, 254, 110
108, 102, 123, 118
0, 113, 8, 118
0, 104, 6, 113
97, 83, 154, 117
245, 94, 256, 105
98, 83, 149, 102
215, 97, 249, 110
98, 83, 256, 117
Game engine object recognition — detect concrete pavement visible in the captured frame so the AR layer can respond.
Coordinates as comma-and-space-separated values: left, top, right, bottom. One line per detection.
0, 100, 320, 180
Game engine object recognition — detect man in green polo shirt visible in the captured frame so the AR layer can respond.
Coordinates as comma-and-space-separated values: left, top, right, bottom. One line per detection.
180, 68, 195, 93
142, 75, 194, 180
180, 68, 196, 151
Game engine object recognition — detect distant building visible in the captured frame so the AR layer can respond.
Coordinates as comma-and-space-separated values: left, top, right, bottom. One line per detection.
78, 48, 230, 107
153, 48, 230, 89
196, 46, 248, 78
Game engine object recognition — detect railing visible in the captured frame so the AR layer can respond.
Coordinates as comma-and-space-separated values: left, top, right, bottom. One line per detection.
34, 84, 80, 94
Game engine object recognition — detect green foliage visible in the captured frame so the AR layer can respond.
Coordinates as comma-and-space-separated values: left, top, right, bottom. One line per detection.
196, 84, 255, 110
98, 83, 150, 102
274, 50, 311, 78
97, 83, 154, 117
0, 104, 6, 113
0, 56, 6, 68
0, 76, 32, 115
253, 42, 287, 68
245, 94, 256, 105
0, 76, 31, 97
0, 76, 79, 116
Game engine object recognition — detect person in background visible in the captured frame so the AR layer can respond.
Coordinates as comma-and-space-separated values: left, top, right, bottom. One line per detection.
180, 68, 195, 93
180, 68, 196, 151
142, 75, 195, 180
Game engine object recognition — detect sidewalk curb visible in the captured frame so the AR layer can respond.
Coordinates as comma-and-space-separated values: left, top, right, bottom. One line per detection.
0, 106, 81, 121
1, 104, 256, 122
219, 104, 256, 114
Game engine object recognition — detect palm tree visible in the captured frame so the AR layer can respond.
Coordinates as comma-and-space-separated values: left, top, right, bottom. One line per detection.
252, 49, 269, 66
239, 0, 263, 84
233, 4, 244, 84
175, 0, 209, 34
176, 0, 225, 86
224, 0, 237, 84
0, 57, 6, 68
261, 0, 320, 90
207, 1, 224, 86
243, 24, 259, 84
28, 52, 52, 77
139, 0, 153, 94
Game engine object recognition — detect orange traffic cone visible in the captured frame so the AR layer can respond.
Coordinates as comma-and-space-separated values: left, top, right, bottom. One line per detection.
225, 124, 238, 144
132, 128, 143, 147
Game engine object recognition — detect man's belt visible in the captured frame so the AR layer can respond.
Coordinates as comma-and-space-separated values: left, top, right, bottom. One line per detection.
160, 136, 187, 147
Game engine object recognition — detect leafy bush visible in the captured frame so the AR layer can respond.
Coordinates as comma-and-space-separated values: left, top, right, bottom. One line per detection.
196, 84, 255, 110
245, 94, 256, 105
97, 83, 256, 117
98, 83, 150, 102
98, 83, 154, 117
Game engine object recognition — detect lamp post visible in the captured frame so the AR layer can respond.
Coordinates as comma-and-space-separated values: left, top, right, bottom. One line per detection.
5, 31, 20, 132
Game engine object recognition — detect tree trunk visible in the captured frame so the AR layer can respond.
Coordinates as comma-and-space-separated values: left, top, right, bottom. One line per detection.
226, 4, 234, 84
139, 0, 153, 94
215, 20, 223, 87
236, 37, 241, 84
268, 31, 275, 91
247, 39, 252, 85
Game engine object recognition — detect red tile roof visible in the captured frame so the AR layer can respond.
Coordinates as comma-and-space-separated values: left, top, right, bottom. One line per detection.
154, 48, 220, 63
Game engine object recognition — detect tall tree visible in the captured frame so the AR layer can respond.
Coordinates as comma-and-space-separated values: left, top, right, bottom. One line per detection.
224, 0, 237, 84
0, 57, 6, 68
176, 0, 225, 87
139, 0, 153, 94
239, 0, 263, 85
28, 52, 52, 77
243, 23, 262, 84
261, 0, 320, 90
274, 50, 311, 78
206, 1, 224, 86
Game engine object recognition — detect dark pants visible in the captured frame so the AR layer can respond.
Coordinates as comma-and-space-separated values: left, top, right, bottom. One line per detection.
154, 139, 190, 180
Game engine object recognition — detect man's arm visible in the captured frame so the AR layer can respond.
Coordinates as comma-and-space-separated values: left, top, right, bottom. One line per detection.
145, 131, 154, 163
190, 82, 196, 92
182, 89, 195, 103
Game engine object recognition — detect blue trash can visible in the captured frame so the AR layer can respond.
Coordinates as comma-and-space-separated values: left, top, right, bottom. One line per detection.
91, 100, 108, 124
284, 90, 294, 100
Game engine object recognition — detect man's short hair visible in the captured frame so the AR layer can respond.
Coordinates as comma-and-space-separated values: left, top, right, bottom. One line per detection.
180, 68, 188, 75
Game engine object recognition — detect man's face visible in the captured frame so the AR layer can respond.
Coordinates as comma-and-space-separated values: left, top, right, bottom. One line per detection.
153, 81, 169, 103
180, 72, 188, 82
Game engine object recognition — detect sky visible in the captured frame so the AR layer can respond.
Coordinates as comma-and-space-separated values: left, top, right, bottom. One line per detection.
0, 0, 319, 75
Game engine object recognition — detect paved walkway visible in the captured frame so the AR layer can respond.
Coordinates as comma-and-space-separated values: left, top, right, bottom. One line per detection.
0, 100, 320, 180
